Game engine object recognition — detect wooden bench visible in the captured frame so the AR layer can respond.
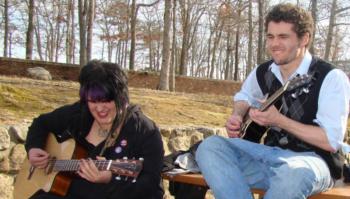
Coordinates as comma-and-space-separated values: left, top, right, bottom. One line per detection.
162, 173, 350, 199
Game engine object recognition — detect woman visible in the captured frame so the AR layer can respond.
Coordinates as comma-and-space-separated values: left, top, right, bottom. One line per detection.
25, 60, 164, 199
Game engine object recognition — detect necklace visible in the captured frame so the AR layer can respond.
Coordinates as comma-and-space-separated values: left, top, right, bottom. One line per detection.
95, 121, 110, 137
98, 127, 110, 137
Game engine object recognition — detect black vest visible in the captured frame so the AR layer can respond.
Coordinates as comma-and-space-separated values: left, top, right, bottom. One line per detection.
255, 57, 344, 179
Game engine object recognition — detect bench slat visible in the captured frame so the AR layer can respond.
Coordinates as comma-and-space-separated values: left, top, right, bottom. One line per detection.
162, 173, 350, 199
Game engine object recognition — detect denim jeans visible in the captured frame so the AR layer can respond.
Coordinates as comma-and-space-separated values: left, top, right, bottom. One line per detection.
195, 136, 333, 199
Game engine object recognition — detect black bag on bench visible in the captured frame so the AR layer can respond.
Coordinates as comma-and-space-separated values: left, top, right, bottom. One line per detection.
163, 141, 208, 199
344, 163, 350, 183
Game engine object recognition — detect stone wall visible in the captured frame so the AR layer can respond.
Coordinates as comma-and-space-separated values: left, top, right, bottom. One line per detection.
0, 123, 226, 199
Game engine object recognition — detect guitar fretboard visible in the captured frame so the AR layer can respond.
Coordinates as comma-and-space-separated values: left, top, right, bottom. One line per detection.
50, 159, 112, 171
259, 82, 288, 111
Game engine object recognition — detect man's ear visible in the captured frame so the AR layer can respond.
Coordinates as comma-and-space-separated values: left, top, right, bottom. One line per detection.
300, 32, 310, 47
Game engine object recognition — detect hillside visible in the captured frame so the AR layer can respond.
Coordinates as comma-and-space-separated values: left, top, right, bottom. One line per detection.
0, 75, 233, 128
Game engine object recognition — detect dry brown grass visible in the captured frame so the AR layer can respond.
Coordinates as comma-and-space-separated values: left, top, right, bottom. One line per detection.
0, 75, 233, 128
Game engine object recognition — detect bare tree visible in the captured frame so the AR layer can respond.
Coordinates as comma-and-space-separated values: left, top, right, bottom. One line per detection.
141, 12, 162, 71
34, 5, 43, 60
96, 0, 127, 62
66, 0, 75, 64
309, 0, 317, 54
224, 30, 232, 80
178, 0, 191, 76
78, 0, 88, 65
33, 0, 65, 62
246, 0, 253, 76
209, 16, 223, 79
169, 0, 176, 91
54, 2, 65, 62
129, 0, 137, 70
324, 0, 337, 61
178, 0, 206, 76
86, 0, 95, 61
129, 0, 160, 70
324, 0, 350, 61
234, 18, 241, 80
256, 0, 264, 64
158, 0, 172, 91
25, 0, 34, 59
233, 0, 246, 81
123, 0, 131, 68
3, 0, 9, 57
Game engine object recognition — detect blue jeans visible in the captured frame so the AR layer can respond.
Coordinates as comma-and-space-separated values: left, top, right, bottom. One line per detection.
195, 136, 333, 199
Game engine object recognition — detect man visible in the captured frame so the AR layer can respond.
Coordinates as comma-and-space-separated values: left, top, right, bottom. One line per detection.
196, 3, 350, 199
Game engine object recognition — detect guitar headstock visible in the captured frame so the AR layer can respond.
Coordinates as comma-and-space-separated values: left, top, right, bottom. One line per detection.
284, 74, 313, 92
110, 158, 143, 180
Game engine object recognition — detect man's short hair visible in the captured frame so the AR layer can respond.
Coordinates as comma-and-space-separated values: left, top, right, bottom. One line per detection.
265, 3, 314, 46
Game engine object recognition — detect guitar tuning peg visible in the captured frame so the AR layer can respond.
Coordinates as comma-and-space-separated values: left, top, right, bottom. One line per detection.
291, 93, 297, 99
132, 178, 137, 183
139, 157, 144, 162
298, 89, 303, 95
115, 175, 121, 181
303, 87, 309, 93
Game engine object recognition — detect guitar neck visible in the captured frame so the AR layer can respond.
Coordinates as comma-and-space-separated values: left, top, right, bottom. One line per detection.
259, 84, 286, 111
50, 159, 111, 172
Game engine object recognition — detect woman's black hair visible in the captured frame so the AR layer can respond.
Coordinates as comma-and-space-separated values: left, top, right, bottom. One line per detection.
79, 60, 129, 134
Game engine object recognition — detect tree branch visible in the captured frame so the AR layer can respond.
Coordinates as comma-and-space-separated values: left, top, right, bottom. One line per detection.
334, 22, 350, 26
136, 0, 161, 13
336, 6, 350, 14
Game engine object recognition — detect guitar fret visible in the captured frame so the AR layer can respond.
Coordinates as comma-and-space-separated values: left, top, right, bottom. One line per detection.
48, 158, 141, 178
107, 160, 112, 170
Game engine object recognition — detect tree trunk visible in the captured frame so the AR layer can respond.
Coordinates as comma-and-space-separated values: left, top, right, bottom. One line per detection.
158, 0, 172, 91
179, 0, 190, 76
78, 0, 88, 66
246, 0, 253, 77
179, 18, 189, 75
257, 0, 264, 64
3, 0, 9, 57
25, 0, 34, 60
87, 0, 95, 61
149, 40, 153, 70
54, 3, 63, 62
209, 20, 223, 79
206, 29, 213, 78
233, 1, 244, 81
71, 0, 76, 64
66, 0, 73, 63
34, 6, 43, 60
224, 31, 231, 80
234, 24, 240, 81
331, 26, 340, 61
324, 0, 337, 61
169, 0, 176, 92
309, 0, 317, 54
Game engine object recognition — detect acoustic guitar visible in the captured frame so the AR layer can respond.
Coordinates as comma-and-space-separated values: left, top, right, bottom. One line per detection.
13, 133, 143, 199
239, 74, 313, 143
